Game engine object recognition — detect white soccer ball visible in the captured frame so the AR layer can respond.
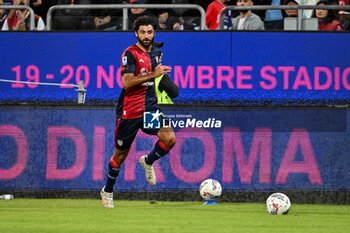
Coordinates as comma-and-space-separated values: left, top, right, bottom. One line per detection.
266, 192, 291, 215
199, 179, 222, 201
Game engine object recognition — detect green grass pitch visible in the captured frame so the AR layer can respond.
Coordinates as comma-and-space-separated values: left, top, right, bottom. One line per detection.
0, 199, 349, 233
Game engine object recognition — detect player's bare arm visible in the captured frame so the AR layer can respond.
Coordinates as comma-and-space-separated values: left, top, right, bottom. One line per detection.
122, 65, 172, 89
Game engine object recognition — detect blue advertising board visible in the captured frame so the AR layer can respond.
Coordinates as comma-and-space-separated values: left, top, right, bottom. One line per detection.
0, 32, 350, 104
0, 106, 349, 191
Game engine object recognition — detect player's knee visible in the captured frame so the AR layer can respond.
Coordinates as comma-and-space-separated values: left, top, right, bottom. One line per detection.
113, 149, 129, 164
163, 133, 176, 149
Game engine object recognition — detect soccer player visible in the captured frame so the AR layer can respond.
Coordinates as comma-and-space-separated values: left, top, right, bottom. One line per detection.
100, 15, 176, 208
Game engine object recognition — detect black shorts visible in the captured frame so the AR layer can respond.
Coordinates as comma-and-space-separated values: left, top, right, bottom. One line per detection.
114, 109, 169, 150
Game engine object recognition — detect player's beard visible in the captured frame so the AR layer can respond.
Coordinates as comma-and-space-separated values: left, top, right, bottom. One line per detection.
138, 37, 154, 50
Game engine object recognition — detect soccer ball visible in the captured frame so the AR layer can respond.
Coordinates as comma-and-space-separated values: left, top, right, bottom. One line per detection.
199, 179, 222, 201
266, 192, 291, 215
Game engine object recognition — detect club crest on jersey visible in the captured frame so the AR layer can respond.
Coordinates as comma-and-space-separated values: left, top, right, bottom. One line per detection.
122, 56, 127, 66
117, 140, 123, 146
140, 67, 149, 75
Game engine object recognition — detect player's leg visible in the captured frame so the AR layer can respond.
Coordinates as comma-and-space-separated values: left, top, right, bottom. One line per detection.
146, 126, 176, 164
101, 147, 129, 208
103, 148, 129, 192
140, 126, 176, 185
101, 118, 139, 208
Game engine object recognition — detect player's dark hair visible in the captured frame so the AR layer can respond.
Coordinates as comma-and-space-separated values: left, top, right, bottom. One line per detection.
133, 15, 157, 32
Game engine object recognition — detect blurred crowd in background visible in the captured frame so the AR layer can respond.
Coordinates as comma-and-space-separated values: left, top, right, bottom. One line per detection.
0, 0, 349, 31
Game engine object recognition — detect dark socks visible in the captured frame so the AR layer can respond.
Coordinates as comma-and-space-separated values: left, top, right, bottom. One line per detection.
145, 140, 170, 165
104, 159, 120, 193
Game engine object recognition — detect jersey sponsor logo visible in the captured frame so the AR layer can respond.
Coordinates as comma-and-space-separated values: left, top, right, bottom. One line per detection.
141, 81, 154, 86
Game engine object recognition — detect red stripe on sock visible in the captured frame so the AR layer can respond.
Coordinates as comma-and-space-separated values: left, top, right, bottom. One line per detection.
109, 156, 120, 169
159, 140, 170, 151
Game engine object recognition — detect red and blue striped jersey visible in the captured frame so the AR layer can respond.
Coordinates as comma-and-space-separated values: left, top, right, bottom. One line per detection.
116, 44, 162, 119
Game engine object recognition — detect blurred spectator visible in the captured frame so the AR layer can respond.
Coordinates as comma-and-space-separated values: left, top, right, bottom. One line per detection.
129, 0, 181, 30
313, 0, 342, 30
52, 0, 93, 30
339, 9, 350, 30
230, 0, 265, 29
264, 0, 283, 30
172, 0, 212, 30
0, 0, 7, 28
31, 0, 41, 7
299, 0, 318, 18
92, 0, 124, 30
1, 0, 45, 30
148, 0, 181, 30
30, 0, 57, 24
336, 0, 350, 30
173, 0, 212, 18
206, 0, 231, 30
283, 0, 299, 17
128, 0, 156, 29
1, 0, 13, 23
187, 0, 213, 14
171, 0, 195, 30
252, 0, 272, 21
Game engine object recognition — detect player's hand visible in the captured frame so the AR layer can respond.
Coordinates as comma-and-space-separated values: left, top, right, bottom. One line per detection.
153, 65, 172, 78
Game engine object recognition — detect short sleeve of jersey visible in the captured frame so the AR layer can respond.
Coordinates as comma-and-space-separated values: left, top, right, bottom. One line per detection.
121, 50, 136, 75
